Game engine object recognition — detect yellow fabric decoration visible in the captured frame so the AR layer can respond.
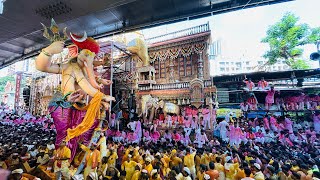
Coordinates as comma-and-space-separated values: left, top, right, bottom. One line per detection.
66, 91, 103, 141
73, 103, 89, 111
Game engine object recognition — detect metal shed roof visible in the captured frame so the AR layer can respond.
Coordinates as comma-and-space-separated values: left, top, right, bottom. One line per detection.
0, 0, 293, 69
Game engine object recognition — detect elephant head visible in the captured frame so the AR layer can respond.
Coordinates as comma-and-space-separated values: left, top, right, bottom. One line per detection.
70, 32, 101, 89
159, 100, 180, 115
141, 95, 159, 117
127, 38, 150, 67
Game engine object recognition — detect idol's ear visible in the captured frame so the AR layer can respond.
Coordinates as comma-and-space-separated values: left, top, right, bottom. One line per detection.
67, 44, 78, 59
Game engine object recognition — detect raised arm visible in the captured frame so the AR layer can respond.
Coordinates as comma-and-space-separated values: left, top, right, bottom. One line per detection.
35, 41, 64, 74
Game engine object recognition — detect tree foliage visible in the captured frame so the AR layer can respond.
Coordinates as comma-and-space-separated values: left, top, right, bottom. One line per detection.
0, 76, 15, 92
261, 12, 320, 69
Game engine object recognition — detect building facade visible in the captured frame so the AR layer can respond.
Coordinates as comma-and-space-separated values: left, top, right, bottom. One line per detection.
135, 23, 216, 116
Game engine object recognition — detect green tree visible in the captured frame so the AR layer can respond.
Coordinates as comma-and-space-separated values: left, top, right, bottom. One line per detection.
0, 76, 15, 92
261, 12, 320, 69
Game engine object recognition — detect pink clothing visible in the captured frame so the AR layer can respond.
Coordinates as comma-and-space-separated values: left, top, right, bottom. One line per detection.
185, 107, 192, 116
192, 109, 198, 116
150, 131, 160, 142
270, 117, 279, 132
313, 115, 320, 133
246, 132, 256, 139
163, 133, 172, 139
263, 117, 270, 130
245, 81, 255, 90
184, 119, 192, 128
202, 108, 210, 120
255, 132, 264, 138
284, 118, 293, 133
180, 135, 191, 146
172, 115, 178, 124
258, 80, 268, 89
265, 90, 275, 104
172, 133, 181, 141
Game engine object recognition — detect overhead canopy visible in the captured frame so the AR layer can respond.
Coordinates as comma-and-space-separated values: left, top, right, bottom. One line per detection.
0, 0, 293, 69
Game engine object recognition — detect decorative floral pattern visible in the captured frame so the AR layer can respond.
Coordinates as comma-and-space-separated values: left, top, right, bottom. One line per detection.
149, 42, 207, 62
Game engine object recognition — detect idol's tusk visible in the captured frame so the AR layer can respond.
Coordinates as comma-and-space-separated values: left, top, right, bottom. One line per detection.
69, 31, 87, 42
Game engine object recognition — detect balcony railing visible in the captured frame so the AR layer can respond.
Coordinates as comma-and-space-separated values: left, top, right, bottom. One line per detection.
138, 79, 214, 91
146, 22, 210, 44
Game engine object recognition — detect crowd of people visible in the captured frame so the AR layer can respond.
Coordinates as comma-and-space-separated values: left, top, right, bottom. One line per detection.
241, 78, 320, 111
1, 103, 320, 180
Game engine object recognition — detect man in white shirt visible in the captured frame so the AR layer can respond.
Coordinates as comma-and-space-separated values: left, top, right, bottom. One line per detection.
216, 119, 229, 142
47, 141, 55, 151
264, 129, 275, 143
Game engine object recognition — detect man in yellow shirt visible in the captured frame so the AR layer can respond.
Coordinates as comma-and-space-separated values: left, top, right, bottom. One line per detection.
170, 149, 182, 169
54, 140, 71, 180
80, 143, 101, 180
252, 163, 265, 180
215, 157, 225, 180
145, 157, 153, 174
97, 132, 107, 159
184, 146, 197, 179
107, 147, 118, 167
121, 154, 137, 180
131, 164, 142, 180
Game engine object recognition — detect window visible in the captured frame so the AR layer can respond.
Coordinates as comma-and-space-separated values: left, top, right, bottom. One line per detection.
219, 62, 225, 65
246, 61, 249, 65
220, 67, 225, 71
236, 68, 240, 71
226, 67, 229, 71
236, 62, 241, 67
154, 59, 160, 79
247, 67, 251, 70
258, 61, 263, 65
231, 62, 234, 65
160, 60, 166, 78
185, 56, 192, 76
178, 56, 185, 77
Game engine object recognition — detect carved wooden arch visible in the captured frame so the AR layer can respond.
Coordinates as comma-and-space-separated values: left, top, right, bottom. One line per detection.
189, 78, 204, 108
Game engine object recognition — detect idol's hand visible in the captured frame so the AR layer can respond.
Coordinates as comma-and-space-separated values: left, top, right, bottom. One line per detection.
101, 101, 110, 110
45, 41, 64, 54
103, 95, 115, 102
67, 90, 85, 103
100, 79, 112, 86
101, 95, 115, 109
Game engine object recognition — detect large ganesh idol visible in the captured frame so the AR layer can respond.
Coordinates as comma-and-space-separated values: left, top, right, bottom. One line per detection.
35, 20, 114, 160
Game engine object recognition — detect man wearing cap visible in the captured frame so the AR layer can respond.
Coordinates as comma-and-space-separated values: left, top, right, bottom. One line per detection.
10, 169, 29, 180
182, 167, 192, 180
80, 143, 101, 180
170, 149, 183, 169
145, 157, 153, 174
252, 163, 265, 180
54, 141, 71, 180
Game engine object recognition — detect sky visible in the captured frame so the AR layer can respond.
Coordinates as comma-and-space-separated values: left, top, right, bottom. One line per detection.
142, 0, 320, 61
1, 0, 319, 77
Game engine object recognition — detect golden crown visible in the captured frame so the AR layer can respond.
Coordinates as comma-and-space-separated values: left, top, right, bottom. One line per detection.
41, 18, 68, 42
